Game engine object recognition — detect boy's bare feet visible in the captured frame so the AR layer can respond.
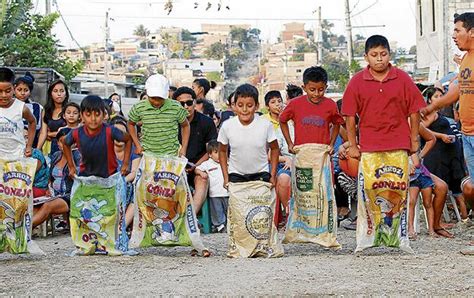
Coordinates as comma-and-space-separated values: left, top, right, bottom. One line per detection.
434, 228, 454, 238
428, 231, 439, 238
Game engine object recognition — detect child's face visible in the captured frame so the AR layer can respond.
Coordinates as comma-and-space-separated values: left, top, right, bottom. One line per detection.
303, 81, 326, 103
0, 82, 14, 108
267, 97, 283, 115
364, 45, 391, 73
148, 96, 165, 108
81, 110, 104, 131
51, 83, 67, 105
14, 82, 30, 101
210, 150, 219, 162
113, 123, 126, 149
64, 106, 80, 125
234, 96, 258, 125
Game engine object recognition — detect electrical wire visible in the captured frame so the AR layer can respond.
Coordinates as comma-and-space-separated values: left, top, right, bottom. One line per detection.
53, 0, 87, 52
351, 0, 378, 18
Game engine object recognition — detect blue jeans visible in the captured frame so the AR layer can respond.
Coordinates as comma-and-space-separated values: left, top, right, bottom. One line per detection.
209, 196, 229, 227
462, 134, 474, 183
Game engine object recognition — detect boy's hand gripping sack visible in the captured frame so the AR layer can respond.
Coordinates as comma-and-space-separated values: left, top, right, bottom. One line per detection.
0, 158, 42, 254
283, 144, 340, 248
69, 173, 130, 256
129, 153, 206, 251
356, 150, 412, 253
227, 181, 283, 258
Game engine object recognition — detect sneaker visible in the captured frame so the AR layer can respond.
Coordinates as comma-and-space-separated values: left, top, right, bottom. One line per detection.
338, 172, 357, 198
216, 224, 226, 233
341, 217, 357, 230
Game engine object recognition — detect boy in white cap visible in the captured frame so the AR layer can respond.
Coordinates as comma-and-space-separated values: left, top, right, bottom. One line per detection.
128, 74, 190, 156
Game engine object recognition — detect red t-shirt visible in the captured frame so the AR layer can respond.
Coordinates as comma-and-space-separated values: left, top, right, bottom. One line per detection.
279, 95, 344, 146
341, 66, 426, 152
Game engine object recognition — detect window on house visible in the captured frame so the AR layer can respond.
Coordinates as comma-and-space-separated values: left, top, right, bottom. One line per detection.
296, 69, 302, 73
185, 64, 189, 68
200, 62, 204, 66
431, 0, 436, 32
418, 0, 423, 36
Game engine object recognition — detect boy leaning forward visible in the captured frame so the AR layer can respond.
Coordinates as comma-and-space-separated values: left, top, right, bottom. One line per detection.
341, 35, 426, 252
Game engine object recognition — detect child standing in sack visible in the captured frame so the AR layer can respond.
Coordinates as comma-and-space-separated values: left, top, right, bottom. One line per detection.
218, 84, 282, 258
279, 66, 344, 248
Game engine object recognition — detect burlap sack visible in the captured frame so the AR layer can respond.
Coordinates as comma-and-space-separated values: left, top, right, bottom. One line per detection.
283, 144, 340, 248
356, 150, 412, 253
130, 153, 206, 251
0, 158, 42, 254
227, 181, 283, 258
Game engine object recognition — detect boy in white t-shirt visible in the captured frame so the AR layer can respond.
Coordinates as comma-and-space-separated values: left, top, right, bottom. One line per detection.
195, 140, 228, 232
217, 83, 279, 187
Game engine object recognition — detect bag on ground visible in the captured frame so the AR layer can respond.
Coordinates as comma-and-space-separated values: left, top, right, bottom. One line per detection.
0, 157, 42, 254
356, 150, 412, 252
227, 181, 283, 258
69, 173, 129, 256
129, 153, 205, 251
283, 144, 340, 248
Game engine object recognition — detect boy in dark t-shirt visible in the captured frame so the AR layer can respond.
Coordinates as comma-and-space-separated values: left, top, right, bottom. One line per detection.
62, 95, 132, 178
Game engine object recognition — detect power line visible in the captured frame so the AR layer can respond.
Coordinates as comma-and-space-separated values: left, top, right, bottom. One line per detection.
53, 0, 87, 53
62, 14, 344, 21
351, 0, 378, 18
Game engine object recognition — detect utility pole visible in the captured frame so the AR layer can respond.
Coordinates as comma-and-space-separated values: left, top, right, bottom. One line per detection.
104, 9, 110, 98
344, 0, 354, 76
45, 0, 51, 15
314, 6, 323, 65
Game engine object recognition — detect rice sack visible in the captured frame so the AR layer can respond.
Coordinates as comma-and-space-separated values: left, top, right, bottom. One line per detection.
356, 150, 412, 253
227, 181, 283, 258
69, 173, 128, 256
130, 153, 205, 251
283, 144, 340, 248
0, 158, 39, 254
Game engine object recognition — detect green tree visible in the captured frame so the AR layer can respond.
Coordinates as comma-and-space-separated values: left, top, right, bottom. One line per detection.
1, 5, 83, 82
206, 71, 222, 82
181, 29, 196, 41
204, 42, 226, 59
134, 24, 150, 37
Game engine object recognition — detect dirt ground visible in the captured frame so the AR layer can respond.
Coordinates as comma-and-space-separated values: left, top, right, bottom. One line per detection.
0, 224, 472, 296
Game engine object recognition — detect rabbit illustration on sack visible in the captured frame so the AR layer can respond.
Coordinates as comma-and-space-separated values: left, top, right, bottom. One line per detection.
76, 198, 108, 238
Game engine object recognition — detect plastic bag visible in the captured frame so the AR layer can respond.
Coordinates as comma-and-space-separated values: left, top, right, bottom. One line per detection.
0, 157, 42, 254
356, 150, 412, 253
227, 181, 283, 258
69, 173, 130, 256
283, 144, 340, 248
129, 153, 206, 251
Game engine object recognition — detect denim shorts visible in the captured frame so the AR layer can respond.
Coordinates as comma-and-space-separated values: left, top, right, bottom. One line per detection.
410, 173, 434, 189
276, 162, 291, 177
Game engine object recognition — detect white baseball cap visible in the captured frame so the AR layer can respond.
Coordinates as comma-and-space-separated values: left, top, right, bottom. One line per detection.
145, 74, 170, 98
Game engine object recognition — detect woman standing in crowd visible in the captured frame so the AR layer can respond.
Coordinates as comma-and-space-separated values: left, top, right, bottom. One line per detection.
192, 78, 215, 118
37, 80, 68, 157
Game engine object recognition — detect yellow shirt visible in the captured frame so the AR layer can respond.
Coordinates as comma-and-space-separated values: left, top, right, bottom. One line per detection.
263, 113, 280, 130
459, 52, 474, 135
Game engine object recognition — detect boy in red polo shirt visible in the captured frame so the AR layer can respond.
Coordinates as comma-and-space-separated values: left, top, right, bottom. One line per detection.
342, 35, 425, 252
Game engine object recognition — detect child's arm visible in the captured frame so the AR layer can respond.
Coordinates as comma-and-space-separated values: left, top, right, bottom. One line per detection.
125, 157, 141, 183
421, 81, 459, 117
194, 168, 208, 179
418, 125, 436, 159
60, 137, 77, 179
37, 117, 48, 150
22, 105, 36, 157
409, 112, 421, 155
121, 132, 132, 176
218, 143, 229, 189
179, 119, 190, 157
127, 120, 142, 155
268, 140, 279, 188
280, 121, 294, 154
329, 124, 341, 154
346, 116, 360, 159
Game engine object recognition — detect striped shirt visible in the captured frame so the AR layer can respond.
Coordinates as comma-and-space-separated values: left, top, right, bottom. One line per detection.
128, 99, 187, 156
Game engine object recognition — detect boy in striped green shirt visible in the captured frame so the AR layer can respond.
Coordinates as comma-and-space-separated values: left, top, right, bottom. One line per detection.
128, 74, 190, 156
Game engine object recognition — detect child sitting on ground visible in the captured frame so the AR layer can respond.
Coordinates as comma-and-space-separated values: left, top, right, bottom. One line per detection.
195, 140, 229, 233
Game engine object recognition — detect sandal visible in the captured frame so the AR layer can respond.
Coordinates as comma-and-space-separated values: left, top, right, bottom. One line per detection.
434, 228, 454, 238
190, 249, 211, 257
408, 232, 417, 241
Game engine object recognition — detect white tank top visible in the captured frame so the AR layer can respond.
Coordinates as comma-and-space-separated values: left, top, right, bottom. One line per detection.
0, 99, 26, 160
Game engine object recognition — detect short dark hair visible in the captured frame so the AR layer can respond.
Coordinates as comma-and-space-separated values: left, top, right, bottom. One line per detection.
80, 95, 106, 114
264, 90, 282, 106
61, 102, 80, 117
454, 12, 474, 31
424, 86, 444, 104
109, 115, 128, 131
365, 35, 390, 54
234, 84, 259, 105
303, 66, 328, 85
14, 71, 35, 91
169, 86, 177, 92
286, 84, 303, 99
0, 67, 15, 84
172, 86, 196, 100
206, 139, 219, 153
226, 91, 235, 106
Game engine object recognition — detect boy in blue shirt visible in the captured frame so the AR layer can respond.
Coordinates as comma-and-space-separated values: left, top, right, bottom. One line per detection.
62, 95, 132, 178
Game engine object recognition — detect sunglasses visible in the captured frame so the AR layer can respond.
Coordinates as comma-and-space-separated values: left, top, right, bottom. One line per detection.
180, 100, 194, 107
